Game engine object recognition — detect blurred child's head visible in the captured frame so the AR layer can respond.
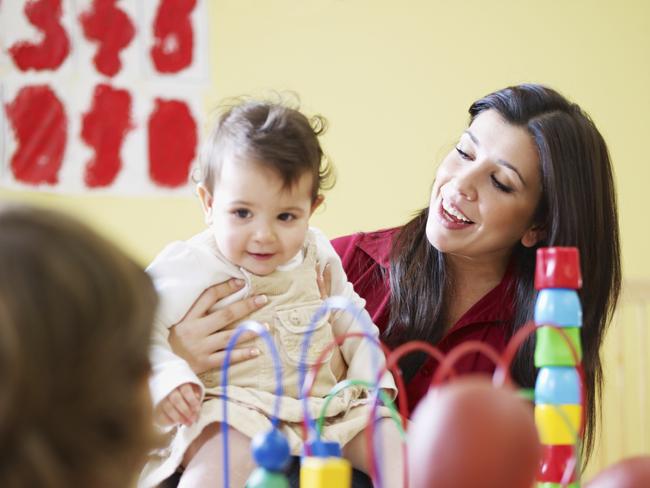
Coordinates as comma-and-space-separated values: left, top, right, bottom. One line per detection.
0, 205, 158, 488
196, 97, 335, 275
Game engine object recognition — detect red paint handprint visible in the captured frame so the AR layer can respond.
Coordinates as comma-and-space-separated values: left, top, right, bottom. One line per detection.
148, 99, 197, 187
79, 0, 135, 77
150, 0, 196, 73
81, 84, 133, 187
9, 0, 71, 71
5, 85, 67, 185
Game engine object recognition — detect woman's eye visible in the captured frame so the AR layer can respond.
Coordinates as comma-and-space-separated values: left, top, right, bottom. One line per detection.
455, 146, 472, 160
233, 209, 251, 218
491, 175, 514, 193
278, 213, 296, 222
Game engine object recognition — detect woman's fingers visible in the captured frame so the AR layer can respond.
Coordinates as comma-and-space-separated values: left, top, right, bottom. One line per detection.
184, 279, 246, 320
202, 328, 258, 354
316, 262, 332, 299
206, 347, 261, 369
196, 294, 268, 336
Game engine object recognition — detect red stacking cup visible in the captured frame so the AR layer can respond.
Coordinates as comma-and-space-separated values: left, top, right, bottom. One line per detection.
535, 247, 582, 290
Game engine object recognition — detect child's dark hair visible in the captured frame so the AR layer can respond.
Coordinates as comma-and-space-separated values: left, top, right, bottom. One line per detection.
198, 96, 335, 201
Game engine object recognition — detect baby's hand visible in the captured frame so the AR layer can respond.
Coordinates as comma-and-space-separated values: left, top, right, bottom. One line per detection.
154, 383, 202, 427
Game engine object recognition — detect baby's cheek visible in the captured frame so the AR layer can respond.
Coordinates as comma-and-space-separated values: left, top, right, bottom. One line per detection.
288, 229, 308, 254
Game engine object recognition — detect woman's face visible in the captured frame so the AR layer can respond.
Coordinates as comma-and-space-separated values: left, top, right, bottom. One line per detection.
426, 109, 543, 266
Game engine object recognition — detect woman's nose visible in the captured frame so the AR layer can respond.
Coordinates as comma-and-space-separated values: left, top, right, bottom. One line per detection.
452, 170, 478, 201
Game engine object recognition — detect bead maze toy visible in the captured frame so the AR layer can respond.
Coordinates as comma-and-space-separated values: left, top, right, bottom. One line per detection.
217, 247, 646, 487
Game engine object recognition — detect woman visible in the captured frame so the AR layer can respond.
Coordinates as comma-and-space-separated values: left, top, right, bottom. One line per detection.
162, 84, 620, 465
0, 205, 159, 487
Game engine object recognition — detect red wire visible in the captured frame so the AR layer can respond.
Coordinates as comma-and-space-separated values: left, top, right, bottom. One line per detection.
369, 341, 447, 488
492, 320, 538, 387
431, 340, 505, 386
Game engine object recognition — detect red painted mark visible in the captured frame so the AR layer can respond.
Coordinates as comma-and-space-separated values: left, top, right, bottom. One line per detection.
79, 0, 135, 77
150, 0, 196, 73
80, 84, 133, 188
5, 85, 67, 185
9, 0, 71, 71
148, 99, 197, 187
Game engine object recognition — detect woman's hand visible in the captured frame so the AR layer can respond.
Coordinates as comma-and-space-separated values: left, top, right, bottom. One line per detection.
316, 262, 332, 300
168, 279, 268, 375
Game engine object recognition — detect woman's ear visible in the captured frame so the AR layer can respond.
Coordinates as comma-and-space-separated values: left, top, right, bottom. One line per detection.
196, 184, 214, 224
521, 224, 546, 248
310, 194, 325, 216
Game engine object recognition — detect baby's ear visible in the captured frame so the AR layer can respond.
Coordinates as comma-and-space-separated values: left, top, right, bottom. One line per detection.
196, 184, 214, 223
310, 194, 325, 215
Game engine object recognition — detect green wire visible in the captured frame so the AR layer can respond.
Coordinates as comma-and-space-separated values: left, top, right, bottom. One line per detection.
315, 379, 406, 439
517, 388, 535, 402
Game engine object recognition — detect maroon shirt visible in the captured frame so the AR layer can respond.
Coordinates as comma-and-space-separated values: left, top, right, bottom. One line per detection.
331, 227, 516, 415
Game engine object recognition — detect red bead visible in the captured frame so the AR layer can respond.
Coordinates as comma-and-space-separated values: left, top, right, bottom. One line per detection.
535, 247, 582, 290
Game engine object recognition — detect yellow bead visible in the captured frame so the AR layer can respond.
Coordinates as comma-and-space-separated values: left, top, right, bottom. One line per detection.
300, 456, 352, 488
534, 404, 582, 445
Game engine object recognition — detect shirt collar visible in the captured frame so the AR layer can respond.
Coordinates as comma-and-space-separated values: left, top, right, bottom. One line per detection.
355, 227, 398, 269
447, 260, 516, 333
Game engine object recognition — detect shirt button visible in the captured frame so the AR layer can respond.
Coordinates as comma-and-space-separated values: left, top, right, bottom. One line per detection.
289, 311, 301, 325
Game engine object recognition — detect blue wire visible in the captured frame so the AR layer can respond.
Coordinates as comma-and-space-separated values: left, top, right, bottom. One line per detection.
297, 296, 382, 440
220, 320, 284, 488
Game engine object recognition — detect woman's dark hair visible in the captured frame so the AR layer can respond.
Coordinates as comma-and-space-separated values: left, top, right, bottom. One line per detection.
387, 84, 621, 463
198, 95, 335, 201
0, 205, 159, 487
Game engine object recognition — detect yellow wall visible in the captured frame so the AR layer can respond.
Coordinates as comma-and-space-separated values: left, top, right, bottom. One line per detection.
2, 0, 649, 477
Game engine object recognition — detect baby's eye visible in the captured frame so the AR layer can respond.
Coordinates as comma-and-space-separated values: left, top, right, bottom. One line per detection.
278, 213, 296, 222
232, 208, 251, 219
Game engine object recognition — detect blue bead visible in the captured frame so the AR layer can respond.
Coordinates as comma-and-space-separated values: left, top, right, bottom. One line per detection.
251, 428, 290, 471
535, 367, 581, 405
534, 289, 582, 327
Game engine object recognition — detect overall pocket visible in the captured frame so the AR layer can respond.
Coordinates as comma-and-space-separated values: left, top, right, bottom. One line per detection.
273, 300, 334, 367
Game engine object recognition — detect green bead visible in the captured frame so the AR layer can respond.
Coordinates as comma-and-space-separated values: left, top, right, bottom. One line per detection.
245, 467, 289, 488
537, 482, 580, 487
534, 326, 582, 367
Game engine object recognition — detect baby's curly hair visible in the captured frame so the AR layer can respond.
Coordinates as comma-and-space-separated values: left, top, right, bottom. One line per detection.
197, 94, 335, 201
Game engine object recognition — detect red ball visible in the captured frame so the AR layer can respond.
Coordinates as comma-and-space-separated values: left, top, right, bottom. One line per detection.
407, 376, 541, 488
585, 456, 650, 488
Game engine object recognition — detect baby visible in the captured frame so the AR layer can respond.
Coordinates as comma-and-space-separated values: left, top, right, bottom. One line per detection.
139, 98, 400, 487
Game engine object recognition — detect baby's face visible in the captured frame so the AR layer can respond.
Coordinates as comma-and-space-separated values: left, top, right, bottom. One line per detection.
200, 158, 321, 276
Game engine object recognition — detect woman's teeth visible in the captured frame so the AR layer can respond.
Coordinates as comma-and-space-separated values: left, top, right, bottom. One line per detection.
442, 198, 472, 223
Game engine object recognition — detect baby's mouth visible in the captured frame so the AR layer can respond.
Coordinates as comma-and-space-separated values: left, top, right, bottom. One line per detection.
248, 252, 275, 260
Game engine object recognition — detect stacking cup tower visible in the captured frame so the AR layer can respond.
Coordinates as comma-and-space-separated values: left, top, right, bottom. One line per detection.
534, 247, 583, 488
